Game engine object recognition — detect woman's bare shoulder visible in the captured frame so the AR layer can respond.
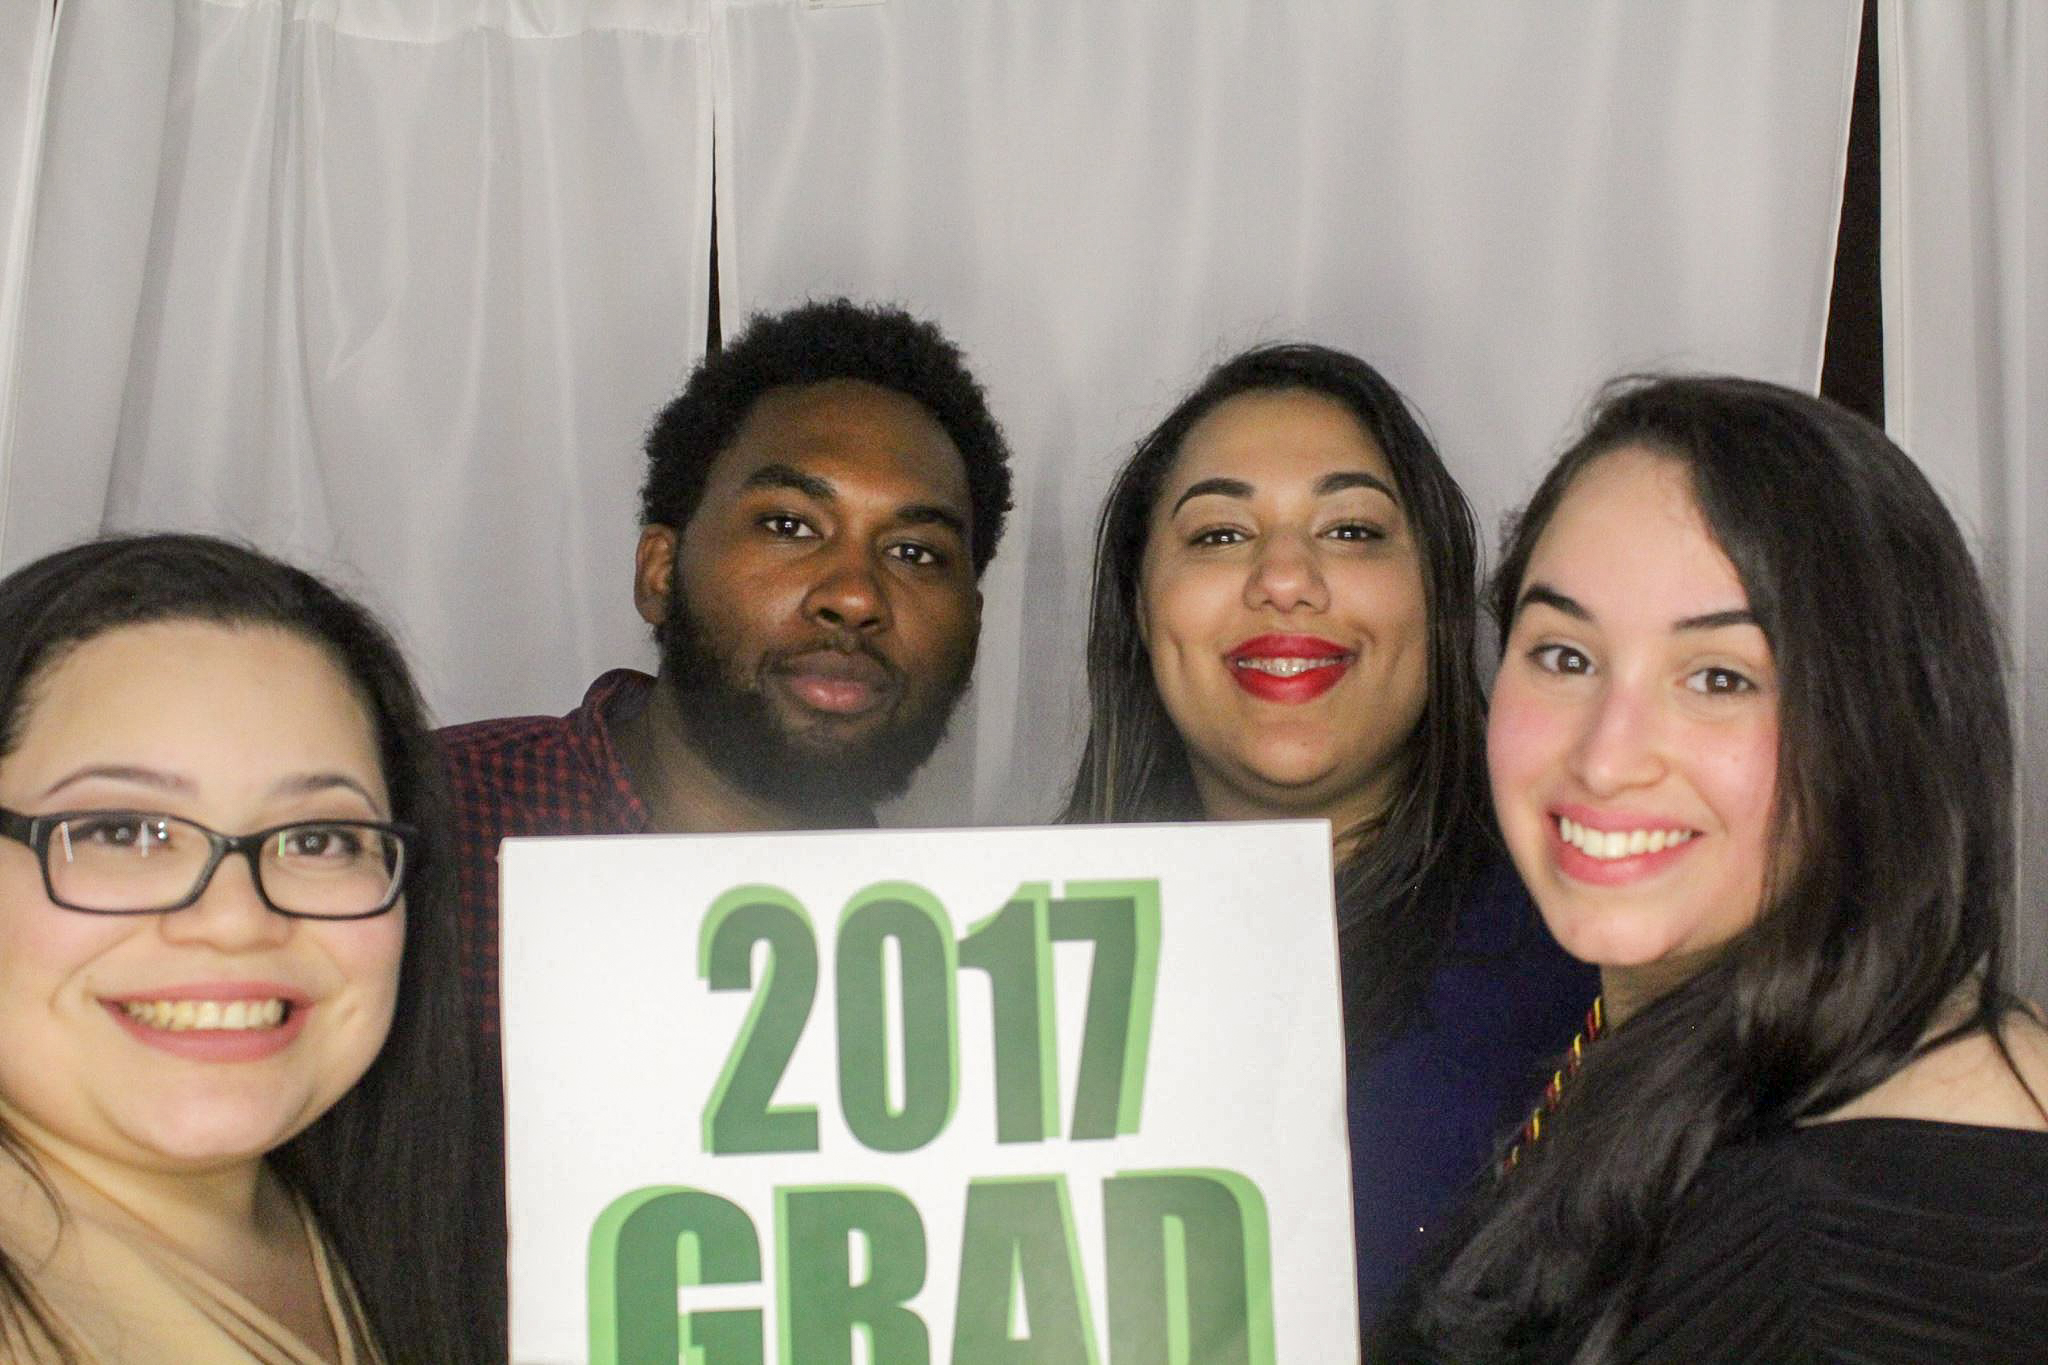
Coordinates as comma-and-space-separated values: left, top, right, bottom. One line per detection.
1821, 1002, 2048, 1130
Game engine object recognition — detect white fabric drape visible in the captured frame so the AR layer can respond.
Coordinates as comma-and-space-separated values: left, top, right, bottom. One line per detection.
0, 1, 57, 528
0, 4, 47, 263
0, 0, 715, 723
719, 0, 1862, 827
3, 0, 1864, 832
1879, 0, 2047, 1002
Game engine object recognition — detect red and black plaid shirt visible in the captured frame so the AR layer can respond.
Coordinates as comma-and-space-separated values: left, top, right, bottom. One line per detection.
444, 668, 898, 1330
437, 669, 655, 1334
439, 668, 654, 1044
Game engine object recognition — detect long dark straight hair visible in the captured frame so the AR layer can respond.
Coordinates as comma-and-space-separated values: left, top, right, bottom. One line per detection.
1060, 342, 1494, 1050
1390, 376, 2028, 1360
0, 534, 480, 1364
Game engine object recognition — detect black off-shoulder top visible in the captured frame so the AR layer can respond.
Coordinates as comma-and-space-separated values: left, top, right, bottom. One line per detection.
1609, 1118, 2048, 1363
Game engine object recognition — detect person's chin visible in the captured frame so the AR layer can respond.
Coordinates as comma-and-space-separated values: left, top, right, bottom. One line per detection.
1200, 762, 1352, 819
754, 678, 959, 802
118, 1095, 314, 1169
1538, 900, 1689, 971
759, 709, 909, 788
768, 697, 897, 751
1236, 747, 1355, 799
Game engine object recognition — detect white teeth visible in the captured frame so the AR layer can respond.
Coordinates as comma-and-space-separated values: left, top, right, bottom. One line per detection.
1234, 656, 1340, 677
120, 998, 289, 1032
1557, 816, 1693, 861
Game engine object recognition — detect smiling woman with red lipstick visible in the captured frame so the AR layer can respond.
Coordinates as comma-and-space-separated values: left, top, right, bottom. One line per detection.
0, 536, 477, 1363
1380, 378, 2048, 1362
1063, 343, 1596, 1325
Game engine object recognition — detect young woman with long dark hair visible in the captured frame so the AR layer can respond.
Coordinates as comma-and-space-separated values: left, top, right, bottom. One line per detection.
1063, 343, 1595, 1321
0, 534, 479, 1363
1381, 376, 2048, 1360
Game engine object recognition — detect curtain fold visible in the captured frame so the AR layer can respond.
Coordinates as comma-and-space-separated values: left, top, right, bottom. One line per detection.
0, 1, 173, 573
1879, 0, 2045, 1002
720, 0, 1862, 826
5, 0, 1870, 843
0, 2, 57, 505
1, 0, 715, 726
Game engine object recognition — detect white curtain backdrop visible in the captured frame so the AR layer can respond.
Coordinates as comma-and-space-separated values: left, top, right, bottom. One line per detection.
0, 0, 716, 721
718, 0, 1862, 827
0, 3, 56, 492
1879, 0, 2046, 1002
2, 0, 1864, 831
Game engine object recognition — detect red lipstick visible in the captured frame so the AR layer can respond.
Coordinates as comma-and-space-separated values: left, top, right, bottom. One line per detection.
1224, 634, 1354, 703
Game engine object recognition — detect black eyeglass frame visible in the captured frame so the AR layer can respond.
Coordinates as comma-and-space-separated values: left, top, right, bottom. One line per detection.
0, 806, 416, 920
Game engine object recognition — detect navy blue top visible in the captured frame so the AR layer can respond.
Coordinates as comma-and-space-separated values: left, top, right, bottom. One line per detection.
1347, 860, 1598, 1324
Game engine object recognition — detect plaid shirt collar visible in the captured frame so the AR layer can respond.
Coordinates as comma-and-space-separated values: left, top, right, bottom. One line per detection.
567, 668, 656, 832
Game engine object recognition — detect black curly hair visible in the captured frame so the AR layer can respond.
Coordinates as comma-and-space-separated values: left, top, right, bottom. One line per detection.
641, 298, 1013, 575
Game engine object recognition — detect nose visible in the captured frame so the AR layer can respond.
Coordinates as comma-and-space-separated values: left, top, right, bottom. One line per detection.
1569, 676, 1668, 796
801, 547, 890, 635
158, 849, 292, 952
1242, 529, 1330, 614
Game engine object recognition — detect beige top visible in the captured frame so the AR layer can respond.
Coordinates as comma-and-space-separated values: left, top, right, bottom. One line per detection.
0, 1151, 383, 1365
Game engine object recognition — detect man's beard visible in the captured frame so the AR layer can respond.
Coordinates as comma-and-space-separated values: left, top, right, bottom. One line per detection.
659, 594, 973, 814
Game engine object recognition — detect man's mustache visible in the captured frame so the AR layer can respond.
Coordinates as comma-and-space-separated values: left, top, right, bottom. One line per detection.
764, 633, 902, 687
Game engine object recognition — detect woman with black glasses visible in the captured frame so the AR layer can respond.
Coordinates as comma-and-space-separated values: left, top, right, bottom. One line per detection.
0, 535, 477, 1363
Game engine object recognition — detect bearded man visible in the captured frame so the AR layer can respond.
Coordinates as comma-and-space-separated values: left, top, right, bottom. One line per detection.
439, 299, 1012, 1336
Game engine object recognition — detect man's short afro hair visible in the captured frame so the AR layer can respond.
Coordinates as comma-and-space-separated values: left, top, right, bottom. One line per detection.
640, 298, 1014, 576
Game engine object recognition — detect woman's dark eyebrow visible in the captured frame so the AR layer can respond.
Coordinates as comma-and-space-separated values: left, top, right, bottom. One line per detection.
38, 767, 384, 812
1170, 469, 1398, 516
1515, 583, 1587, 622
1315, 470, 1399, 503
1517, 585, 1757, 633
40, 765, 193, 802
272, 773, 385, 807
1674, 608, 1758, 631
1170, 476, 1253, 515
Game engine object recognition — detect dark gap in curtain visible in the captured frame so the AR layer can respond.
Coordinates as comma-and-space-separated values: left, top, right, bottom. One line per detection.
1820, 0, 1883, 423
691, 16, 1881, 399
707, 153, 722, 353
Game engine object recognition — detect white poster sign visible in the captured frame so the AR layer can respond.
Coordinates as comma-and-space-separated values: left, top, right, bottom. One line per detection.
501, 821, 1358, 1362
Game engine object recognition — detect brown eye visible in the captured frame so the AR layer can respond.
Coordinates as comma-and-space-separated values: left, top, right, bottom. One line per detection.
1686, 666, 1756, 696
66, 813, 172, 850
1530, 643, 1593, 676
887, 541, 944, 567
279, 825, 367, 860
759, 514, 816, 538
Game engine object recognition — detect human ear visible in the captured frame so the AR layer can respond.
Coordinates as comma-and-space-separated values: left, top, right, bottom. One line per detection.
632, 524, 679, 627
